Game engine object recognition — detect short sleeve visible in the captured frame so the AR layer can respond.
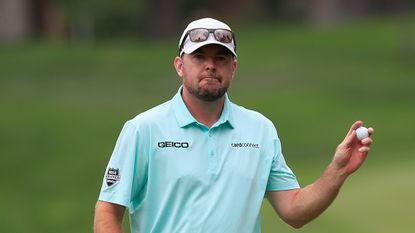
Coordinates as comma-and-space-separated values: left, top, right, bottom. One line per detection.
266, 138, 300, 191
98, 121, 148, 209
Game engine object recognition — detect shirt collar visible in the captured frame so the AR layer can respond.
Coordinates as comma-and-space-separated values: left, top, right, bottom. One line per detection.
172, 86, 234, 129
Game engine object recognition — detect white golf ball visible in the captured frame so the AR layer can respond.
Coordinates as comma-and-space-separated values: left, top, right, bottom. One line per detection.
356, 126, 369, 140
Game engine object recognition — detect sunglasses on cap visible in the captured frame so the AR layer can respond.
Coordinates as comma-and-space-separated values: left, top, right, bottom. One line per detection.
179, 28, 236, 55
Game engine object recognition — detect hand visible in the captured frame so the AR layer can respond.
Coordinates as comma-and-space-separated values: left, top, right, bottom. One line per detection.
331, 121, 374, 176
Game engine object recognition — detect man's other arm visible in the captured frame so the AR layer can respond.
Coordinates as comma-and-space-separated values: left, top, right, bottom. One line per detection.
94, 201, 126, 233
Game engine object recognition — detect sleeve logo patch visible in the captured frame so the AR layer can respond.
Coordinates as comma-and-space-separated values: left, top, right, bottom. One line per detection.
105, 168, 120, 186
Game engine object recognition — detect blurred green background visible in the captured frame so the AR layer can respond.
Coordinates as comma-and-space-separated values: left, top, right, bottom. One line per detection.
1, 1, 415, 233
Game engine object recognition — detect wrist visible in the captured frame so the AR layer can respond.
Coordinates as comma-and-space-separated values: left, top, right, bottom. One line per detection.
323, 163, 348, 191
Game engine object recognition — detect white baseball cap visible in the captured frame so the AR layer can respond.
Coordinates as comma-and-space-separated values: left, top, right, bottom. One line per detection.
178, 18, 237, 57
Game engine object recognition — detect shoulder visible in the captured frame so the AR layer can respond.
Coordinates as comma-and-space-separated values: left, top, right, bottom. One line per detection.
127, 100, 173, 128
230, 102, 277, 132
231, 102, 274, 124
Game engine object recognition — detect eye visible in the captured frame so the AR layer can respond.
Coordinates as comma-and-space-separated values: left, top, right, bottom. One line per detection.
215, 54, 231, 63
191, 53, 205, 61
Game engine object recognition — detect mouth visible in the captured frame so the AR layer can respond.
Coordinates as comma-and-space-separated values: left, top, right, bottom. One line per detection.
201, 74, 220, 83
204, 76, 218, 81
200, 77, 220, 86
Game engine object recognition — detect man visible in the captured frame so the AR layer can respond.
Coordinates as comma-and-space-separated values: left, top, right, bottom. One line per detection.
94, 18, 374, 233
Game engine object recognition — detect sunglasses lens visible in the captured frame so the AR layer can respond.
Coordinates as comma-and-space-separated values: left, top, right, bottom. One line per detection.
188, 29, 233, 44
189, 29, 209, 42
214, 29, 233, 43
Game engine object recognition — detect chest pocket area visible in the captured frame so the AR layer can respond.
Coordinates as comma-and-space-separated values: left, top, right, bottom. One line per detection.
223, 146, 269, 188
152, 144, 207, 184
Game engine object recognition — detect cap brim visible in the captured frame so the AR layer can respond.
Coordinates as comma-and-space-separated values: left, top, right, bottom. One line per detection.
181, 39, 236, 57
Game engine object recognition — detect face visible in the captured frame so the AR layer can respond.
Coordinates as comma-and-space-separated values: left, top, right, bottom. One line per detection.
174, 44, 237, 102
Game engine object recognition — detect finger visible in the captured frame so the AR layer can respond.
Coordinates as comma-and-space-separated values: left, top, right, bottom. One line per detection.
352, 120, 363, 129
368, 127, 375, 135
341, 121, 362, 145
358, 146, 370, 153
356, 148, 370, 167
340, 128, 357, 148
346, 121, 363, 137
361, 137, 373, 146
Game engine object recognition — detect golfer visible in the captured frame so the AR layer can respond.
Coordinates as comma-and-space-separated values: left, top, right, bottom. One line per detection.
94, 18, 374, 233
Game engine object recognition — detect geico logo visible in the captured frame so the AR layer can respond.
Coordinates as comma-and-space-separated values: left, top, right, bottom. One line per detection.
158, 141, 189, 148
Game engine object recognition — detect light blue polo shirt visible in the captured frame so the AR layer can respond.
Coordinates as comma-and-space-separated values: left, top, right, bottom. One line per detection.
98, 87, 300, 233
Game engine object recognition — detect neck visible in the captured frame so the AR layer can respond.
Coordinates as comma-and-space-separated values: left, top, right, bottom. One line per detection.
181, 89, 225, 128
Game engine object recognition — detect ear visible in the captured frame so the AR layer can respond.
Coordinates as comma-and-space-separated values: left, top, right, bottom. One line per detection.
231, 58, 237, 79
174, 56, 184, 77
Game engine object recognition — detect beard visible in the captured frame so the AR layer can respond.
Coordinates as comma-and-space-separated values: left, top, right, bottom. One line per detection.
186, 79, 228, 102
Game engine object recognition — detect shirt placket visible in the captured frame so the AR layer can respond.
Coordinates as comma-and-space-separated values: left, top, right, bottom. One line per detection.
206, 130, 217, 174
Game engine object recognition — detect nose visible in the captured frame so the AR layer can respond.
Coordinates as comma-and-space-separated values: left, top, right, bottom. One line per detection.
204, 57, 216, 71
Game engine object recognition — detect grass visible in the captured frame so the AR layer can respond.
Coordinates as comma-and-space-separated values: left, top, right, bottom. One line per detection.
0, 17, 414, 232
261, 154, 415, 233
